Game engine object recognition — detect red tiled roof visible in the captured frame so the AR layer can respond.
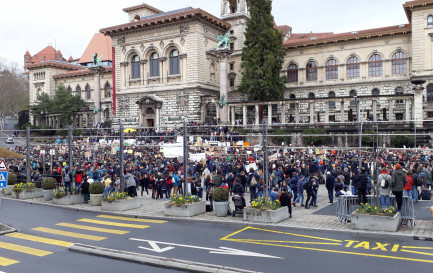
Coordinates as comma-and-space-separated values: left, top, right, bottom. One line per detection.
283, 24, 411, 48
123, 3, 163, 13
25, 60, 84, 71
276, 25, 292, 36
53, 66, 112, 79
403, 0, 433, 21
24, 51, 31, 56
79, 33, 112, 64
26, 46, 66, 65
68, 56, 73, 61
100, 8, 230, 35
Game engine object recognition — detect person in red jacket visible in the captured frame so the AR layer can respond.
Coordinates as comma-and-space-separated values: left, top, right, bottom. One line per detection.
404, 170, 413, 199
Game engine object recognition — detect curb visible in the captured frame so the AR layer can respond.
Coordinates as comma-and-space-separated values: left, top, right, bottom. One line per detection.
3, 197, 418, 240
0, 224, 17, 235
68, 243, 260, 273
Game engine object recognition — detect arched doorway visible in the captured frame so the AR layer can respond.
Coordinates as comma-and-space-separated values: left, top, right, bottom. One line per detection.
205, 102, 217, 123
144, 107, 155, 128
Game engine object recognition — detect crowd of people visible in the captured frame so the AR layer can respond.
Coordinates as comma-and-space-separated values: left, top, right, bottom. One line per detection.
5, 125, 433, 217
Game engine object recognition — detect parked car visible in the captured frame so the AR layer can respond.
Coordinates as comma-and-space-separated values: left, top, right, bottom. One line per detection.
6, 138, 14, 144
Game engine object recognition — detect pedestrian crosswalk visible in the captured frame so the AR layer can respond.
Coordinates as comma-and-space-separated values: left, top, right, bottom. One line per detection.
0, 214, 165, 268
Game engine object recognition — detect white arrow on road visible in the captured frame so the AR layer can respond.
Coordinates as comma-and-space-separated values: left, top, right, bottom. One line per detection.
138, 241, 175, 253
130, 238, 282, 259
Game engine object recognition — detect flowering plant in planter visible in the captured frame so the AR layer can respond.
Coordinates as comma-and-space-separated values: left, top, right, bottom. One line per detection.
355, 203, 396, 217
103, 192, 129, 203
52, 188, 66, 199
13, 183, 36, 192
251, 197, 281, 211
170, 194, 200, 206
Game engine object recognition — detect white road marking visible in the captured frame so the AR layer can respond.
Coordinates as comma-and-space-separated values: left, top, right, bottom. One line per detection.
130, 238, 282, 259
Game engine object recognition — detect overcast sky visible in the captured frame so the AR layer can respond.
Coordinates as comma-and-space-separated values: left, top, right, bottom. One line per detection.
0, 0, 409, 69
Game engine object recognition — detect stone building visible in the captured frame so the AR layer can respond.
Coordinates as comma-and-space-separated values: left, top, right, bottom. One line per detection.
26, 34, 113, 128
27, 0, 433, 130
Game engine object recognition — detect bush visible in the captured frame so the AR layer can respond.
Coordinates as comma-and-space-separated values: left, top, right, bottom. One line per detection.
56, 130, 68, 137
53, 188, 65, 199
362, 129, 374, 147
270, 128, 292, 146
89, 181, 105, 194
7, 173, 17, 185
41, 177, 56, 190
391, 131, 414, 148
72, 129, 82, 136
302, 128, 327, 146
213, 187, 229, 202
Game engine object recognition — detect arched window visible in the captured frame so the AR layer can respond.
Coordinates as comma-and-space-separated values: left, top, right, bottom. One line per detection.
169, 49, 180, 75
395, 87, 404, 104
150, 52, 159, 77
372, 88, 380, 96
427, 84, 433, 102
347, 56, 360, 78
67, 86, 72, 94
287, 64, 298, 83
428, 15, 433, 27
134, 15, 141, 21
290, 94, 296, 109
308, 92, 315, 99
104, 82, 111, 98
131, 55, 140, 79
326, 59, 338, 80
306, 61, 317, 81
392, 52, 407, 74
76, 85, 81, 97
85, 84, 91, 100
146, 108, 155, 115
368, 54, 383, 76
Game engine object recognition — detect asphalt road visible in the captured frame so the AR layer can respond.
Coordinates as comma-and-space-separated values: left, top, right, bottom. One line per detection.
0, 199, 432, 273
0, 117, 25, 150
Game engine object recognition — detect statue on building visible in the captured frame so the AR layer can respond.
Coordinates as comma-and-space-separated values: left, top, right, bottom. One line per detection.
216, 33, 230, 50
92, 53, 104, 67
219, 95, 228, 109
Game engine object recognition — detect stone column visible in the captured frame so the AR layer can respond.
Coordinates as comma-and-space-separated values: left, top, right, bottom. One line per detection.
280, 102, 286, 124
255, 104, 259, 125
156, 106, 161, 132
413, 84, 425, 127
231, 106, 236, 125
216, 49, 232, 124
243, 105, 247, 126
309, 103, 314, 123
388, 100, 394, 122
216, 103, 220, 122
405, 99, 411, 121
324, 102, 329, 123
340, 101, 345, 122
372, 100, 377, 122
268, 104, 272, 124
295, 103, 300, 124
89, 66, 104, 125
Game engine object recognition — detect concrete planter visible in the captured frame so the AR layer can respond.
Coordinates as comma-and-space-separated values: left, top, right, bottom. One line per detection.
12, 188, 43, 199
244, 207, 289, 223
214, 201, 229, 217
43, 189, 53, 201
101, 198, 139, 211
351, 212, 401, 232
52, 194, 85, 205
2, 185, 14, 195
90, 194, 103, 206
164, 201, 206, 217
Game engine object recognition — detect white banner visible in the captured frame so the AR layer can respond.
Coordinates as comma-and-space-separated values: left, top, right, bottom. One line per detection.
190, 153, 206, 162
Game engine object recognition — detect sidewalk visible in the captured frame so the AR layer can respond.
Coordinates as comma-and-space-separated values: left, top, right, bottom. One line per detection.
3, 186, 433, 239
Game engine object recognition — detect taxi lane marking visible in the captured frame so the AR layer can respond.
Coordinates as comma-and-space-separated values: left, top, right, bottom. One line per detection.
0, 256, 19, 267
228, 239, 341, 245
402, 246, 433, 250
401, 249, 433, 257
220, 226, 342, 243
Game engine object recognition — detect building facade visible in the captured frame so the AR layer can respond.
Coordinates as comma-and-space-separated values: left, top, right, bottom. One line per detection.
28, 0, 433, 129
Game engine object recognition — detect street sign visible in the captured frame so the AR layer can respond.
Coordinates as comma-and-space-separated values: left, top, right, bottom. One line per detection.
0, 160, 8, 171
0, 171, 8, 188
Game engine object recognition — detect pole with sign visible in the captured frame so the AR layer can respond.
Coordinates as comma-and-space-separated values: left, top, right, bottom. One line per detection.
0, 159, 8, 209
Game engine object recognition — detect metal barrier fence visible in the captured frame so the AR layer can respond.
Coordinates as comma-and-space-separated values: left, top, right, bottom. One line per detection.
336, 195, 415, 226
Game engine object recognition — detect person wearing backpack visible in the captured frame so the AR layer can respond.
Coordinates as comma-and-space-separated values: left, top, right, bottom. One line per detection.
63, 167, 73, 196
378, 168, 392, 208
247, 168, 259, 201
74, 168, 83, 194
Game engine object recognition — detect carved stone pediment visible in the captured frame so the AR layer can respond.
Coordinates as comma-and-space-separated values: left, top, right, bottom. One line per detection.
136, 95, 163, 109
